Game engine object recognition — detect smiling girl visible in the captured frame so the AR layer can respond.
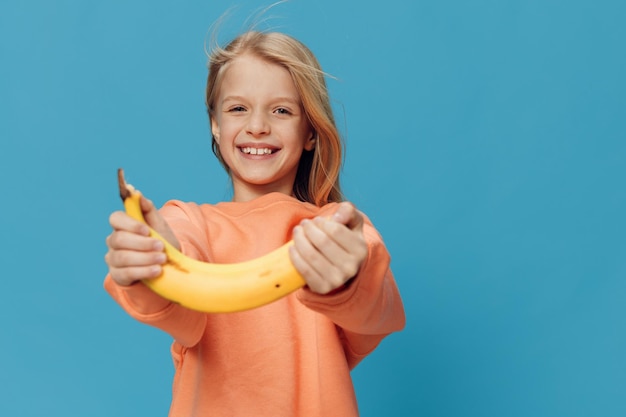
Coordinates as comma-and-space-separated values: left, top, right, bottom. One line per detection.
104, 31, 405, 416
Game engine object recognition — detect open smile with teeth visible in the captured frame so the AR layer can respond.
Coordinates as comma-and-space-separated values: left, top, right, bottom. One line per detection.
240, 147, 276, 155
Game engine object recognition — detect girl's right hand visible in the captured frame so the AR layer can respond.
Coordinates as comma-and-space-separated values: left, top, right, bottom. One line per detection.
104, 195, 180, 286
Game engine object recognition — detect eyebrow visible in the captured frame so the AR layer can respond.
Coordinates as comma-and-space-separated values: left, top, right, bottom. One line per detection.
222, 95, 302, 106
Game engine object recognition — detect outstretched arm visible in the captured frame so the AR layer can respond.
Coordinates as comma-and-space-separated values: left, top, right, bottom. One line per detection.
291, 203, 405, 368
104, 196, 206, 348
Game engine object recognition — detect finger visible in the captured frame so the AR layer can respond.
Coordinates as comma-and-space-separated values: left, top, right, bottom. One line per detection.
141, 196, 167, 231
289, 245, 337, 295
289, 245, 320, 285
107, 230, 165, 252
140, 195, 157, 221
138, 196, 181, 250
302, 218, 348, 261
291, 223, 327, 278
303, 218, 363, 280
292, 222, 352, 293
331, 202, 364, 232
109, 265, 163, 287
310, 217, 366, 260
109, 211, 150, 236
106, 249, 167, 269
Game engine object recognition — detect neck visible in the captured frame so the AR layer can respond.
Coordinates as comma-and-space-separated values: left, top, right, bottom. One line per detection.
231, 180, 294, 202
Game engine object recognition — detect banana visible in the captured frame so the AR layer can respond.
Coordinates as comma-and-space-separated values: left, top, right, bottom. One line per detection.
116, 168, 306, 313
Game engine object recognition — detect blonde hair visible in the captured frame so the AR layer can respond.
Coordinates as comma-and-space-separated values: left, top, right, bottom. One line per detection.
205, 31, 344, 206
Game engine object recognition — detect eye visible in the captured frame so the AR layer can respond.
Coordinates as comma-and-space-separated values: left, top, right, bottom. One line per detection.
227, 106, 246, 113
274, 107, 292, 115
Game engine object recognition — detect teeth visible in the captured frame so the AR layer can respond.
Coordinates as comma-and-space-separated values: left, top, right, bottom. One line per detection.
241, 147, 273, 155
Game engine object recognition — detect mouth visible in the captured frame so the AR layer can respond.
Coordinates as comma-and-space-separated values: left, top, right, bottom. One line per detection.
239, 147, 278, 155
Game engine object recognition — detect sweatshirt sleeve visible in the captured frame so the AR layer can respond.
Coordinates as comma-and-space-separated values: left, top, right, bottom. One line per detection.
103, 201, 208, 348
295, 221, 406, 368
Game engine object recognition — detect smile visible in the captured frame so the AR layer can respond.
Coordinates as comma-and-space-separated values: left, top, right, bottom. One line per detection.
240, 147, 276, 155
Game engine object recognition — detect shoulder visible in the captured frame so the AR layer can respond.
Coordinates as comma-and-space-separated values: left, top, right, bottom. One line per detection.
160, 200, 204, 221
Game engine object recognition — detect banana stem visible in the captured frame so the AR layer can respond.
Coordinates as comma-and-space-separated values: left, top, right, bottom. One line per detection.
117, 168, 132, 201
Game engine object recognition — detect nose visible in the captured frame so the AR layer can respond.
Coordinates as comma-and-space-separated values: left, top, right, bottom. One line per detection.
246, 111, 270, 137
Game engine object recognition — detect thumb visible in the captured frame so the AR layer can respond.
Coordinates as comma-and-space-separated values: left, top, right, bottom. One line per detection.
331, 202, 364, 232
139, 195, 181, 250
139, 195, 161, 227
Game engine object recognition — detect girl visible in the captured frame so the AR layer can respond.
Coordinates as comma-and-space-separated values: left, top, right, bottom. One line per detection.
104, 31, 405, 416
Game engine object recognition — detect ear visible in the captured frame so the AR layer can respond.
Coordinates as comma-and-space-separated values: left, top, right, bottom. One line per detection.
211, 118, 220, 143
304, 132, 316, 151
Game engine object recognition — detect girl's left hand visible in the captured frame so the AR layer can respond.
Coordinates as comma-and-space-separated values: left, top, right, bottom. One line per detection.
290, 202, 368, 295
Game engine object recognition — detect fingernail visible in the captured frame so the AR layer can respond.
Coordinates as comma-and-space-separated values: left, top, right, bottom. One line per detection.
153, 240, 164, 251
156, 253, 167, 264
150, 265, 162, 276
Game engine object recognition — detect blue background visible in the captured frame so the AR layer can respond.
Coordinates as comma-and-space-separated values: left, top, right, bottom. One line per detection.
1, 0, 624, 416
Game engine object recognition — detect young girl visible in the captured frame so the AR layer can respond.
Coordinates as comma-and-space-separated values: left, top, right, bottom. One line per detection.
104, 30, 405, 416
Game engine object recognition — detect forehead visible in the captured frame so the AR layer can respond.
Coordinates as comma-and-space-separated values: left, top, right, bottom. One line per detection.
218, 54, 300, 100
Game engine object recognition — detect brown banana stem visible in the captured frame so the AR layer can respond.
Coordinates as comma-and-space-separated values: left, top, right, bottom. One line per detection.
117, 168, 131, 201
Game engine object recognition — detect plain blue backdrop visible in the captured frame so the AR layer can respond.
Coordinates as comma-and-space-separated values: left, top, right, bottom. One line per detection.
1, 0, 624, 416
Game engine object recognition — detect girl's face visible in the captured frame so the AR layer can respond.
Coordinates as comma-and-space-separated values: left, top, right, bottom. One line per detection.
211, 54, 315, 202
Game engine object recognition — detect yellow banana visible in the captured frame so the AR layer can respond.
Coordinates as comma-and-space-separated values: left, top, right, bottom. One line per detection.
117, 169, 306, 313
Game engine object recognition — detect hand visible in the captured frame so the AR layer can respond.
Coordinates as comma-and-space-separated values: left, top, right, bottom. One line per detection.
289, 202, 367, 295
104, 195, 180, 286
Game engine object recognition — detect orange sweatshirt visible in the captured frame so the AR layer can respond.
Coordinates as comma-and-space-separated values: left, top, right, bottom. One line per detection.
104, 192, 405, 417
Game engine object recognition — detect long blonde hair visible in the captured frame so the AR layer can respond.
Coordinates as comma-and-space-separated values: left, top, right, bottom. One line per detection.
205, 31, 344, 206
